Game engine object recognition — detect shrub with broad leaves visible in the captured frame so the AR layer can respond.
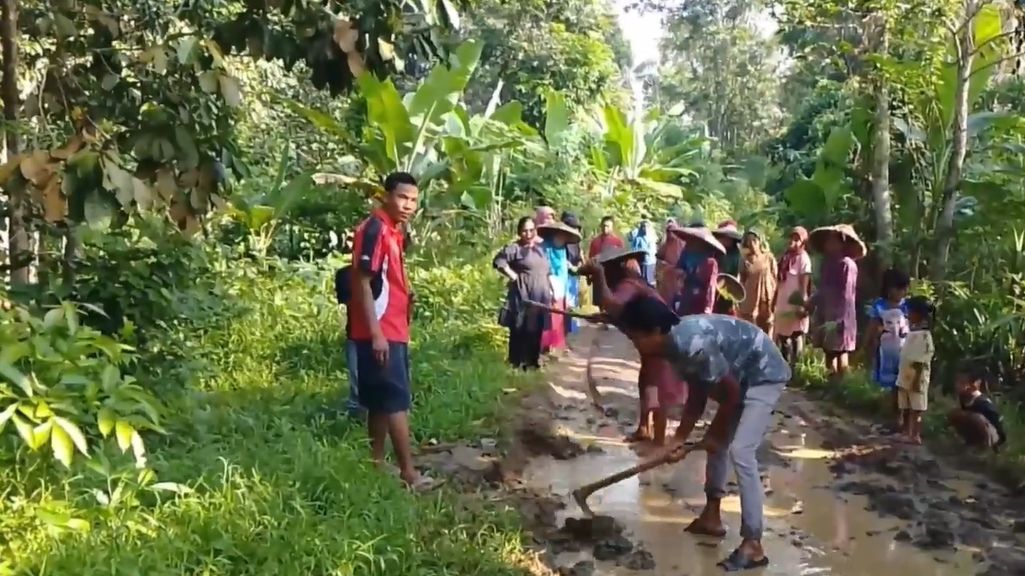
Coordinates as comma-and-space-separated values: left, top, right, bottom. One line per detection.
0, 302, 164, 469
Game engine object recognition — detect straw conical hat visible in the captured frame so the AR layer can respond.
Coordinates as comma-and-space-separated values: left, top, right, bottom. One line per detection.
809, 224, 867, 260
717, 273, 746, 303
596, 246, 647, 266
537, 222, 582, 244
712, 220, 743, 241
670, 226, 727, 255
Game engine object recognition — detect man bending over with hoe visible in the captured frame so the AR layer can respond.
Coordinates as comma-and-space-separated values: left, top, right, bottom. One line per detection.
612, 296, 791, 571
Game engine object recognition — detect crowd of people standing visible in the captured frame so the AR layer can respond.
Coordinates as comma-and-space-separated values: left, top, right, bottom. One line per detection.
491, 208, 1008, 452
489, 206, 1009, 571
330, 178, 1009, 556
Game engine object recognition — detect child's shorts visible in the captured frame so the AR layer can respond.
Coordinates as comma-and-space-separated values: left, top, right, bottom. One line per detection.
897, 386, 928, 411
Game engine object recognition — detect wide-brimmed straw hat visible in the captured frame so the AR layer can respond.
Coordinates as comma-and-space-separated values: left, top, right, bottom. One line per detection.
809, 224, 867, 260
596, 246, 647, 266
537, 221, 582, 244
712, 220, 743, 241
670, 226, 727, 255
717, 273, 746, 303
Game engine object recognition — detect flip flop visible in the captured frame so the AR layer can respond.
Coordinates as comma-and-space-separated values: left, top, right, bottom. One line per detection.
717, 548, 769, 572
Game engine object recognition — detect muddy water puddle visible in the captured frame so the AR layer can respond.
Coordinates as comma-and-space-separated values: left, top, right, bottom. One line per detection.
526, 424, 975, 575
522, 329, 983, 575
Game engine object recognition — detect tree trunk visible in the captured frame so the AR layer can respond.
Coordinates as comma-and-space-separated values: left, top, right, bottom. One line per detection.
1, 0, 28, 286
870, 15, 895, 270
931, 0, 976, 282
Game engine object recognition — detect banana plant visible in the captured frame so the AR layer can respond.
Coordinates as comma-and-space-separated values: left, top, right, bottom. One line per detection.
225, 145, 313, 258
594, 104, 706, 200
288, 40, 531, 217
887, 3, 1021, 273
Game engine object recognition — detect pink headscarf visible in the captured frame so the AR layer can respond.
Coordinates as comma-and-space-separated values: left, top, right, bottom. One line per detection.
778, 226, 809, 281
535, 206, 556, 226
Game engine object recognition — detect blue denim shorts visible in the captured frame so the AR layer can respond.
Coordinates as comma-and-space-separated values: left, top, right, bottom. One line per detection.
353, 340, 411, 414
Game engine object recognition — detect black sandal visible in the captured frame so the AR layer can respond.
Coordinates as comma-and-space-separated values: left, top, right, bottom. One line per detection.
717, 548, 769, 572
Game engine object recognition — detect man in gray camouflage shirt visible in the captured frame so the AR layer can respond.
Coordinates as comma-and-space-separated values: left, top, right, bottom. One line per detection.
614, 295, 790, 572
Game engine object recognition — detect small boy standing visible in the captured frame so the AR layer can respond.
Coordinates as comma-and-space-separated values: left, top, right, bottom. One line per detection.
896, 296, 935, 444
948, 367, 1007, 452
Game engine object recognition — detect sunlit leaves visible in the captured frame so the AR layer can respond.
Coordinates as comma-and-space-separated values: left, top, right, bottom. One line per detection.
0, 302, 160, 470
543, 91, 570, 148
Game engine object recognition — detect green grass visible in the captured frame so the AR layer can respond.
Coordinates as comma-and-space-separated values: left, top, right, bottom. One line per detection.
790, 351, 1025, 488
0, 256, 541, 575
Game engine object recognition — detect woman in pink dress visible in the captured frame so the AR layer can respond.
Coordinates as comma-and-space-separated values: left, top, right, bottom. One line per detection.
807, 224, 866, 380
773, 226, 812, 364
538, 222, 580, 354
585, 247, 686, 446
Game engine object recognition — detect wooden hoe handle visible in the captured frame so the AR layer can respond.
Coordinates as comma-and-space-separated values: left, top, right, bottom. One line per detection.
572, 446, 697, 516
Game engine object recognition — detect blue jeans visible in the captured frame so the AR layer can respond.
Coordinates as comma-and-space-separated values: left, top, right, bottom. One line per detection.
345, 340, 364, 416
704, 382, 785, 540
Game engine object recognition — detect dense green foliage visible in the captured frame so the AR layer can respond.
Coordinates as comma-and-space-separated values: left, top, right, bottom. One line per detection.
4, 0, 1025, 571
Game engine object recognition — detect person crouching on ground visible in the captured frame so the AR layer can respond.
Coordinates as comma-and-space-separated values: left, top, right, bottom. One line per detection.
350, 172, 438, 491
896, 295, 935, 445
612, 297, 790, 571
948, 366, 1006, 452
581, 248, 686, 446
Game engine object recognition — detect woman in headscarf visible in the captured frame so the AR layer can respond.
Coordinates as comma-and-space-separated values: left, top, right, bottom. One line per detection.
627, 220, 659, 286
656, 218, 686, 305
739, 230, 777, 334
773, 226, 812, 364
493, 216, 552, 369
712, 220, 743, 315
673, 226, 725, 316
534, 206, 556, 227
539, 221, 582, 354
561, 212, 584, 337
583, 247, 686, 445
806, 224, 866, 380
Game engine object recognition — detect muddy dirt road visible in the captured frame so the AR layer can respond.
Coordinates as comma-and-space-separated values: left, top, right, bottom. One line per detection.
510, 326, 1025, 576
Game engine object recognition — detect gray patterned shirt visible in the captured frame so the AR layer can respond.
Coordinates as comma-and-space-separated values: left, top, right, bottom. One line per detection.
664, 314, 791, 392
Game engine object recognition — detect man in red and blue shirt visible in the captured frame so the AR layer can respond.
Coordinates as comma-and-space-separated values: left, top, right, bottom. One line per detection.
350, 172, 429, 488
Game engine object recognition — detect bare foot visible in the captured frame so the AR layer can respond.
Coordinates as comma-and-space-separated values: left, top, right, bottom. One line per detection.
685, 517, 727, 538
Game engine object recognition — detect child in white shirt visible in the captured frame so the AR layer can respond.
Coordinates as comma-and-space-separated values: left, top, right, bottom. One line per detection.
896, 296, 935, 444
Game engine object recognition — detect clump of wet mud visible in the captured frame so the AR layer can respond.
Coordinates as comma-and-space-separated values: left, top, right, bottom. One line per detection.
518, 418, 585, 460
557, 560, 595, 576
562, 515, 622, 541
546, 515, 651, 567
619, 548, 656, 570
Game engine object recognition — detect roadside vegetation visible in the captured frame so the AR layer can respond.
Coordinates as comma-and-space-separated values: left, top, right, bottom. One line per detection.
2, 0, 1025, 572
